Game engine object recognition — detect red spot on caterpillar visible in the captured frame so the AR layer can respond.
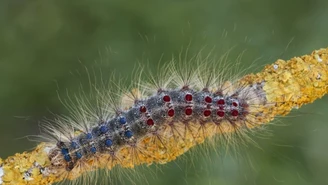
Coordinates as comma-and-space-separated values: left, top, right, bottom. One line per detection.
217, 99, 225, 105
231, 110, 239, 116
205, 96, 212, 103
146, 118, 154, 126
167, 109, 175, 117
217, 111, 225, 117
203, 110, 211, 117
185, 94, 193, 101
163, 95, 171, 102
185, 107, 193, 115
232, 102, 238, 107
140, 106, 147, 113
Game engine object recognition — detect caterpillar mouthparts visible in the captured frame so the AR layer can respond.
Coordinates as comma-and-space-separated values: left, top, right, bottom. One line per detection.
0, 48, 327, 185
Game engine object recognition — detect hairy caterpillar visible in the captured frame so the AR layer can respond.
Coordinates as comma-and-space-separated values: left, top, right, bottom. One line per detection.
0, 47, 327, 185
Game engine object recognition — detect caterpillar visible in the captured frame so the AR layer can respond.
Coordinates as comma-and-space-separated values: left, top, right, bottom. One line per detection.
0, 47, 327, 185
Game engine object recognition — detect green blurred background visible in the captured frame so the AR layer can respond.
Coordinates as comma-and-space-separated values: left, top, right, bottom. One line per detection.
1, 0, 328, 185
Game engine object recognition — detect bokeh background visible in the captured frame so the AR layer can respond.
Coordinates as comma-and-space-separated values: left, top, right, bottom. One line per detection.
1, 0, 328, 185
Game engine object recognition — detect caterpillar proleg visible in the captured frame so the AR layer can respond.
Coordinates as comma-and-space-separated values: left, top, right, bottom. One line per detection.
0, 48, 327, 185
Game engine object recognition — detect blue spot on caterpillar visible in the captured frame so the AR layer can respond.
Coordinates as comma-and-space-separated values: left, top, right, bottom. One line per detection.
86, 133, 93, 139
105, 139, 113, 147
61, 148, 69, 155
70, 142, 79, 149
75, 152, 82, 159
99, 125, 108, 134
90, 147, 97, 154
119, 116, 127, 124
124, 130, 133, 138
63, 154, 71, 162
